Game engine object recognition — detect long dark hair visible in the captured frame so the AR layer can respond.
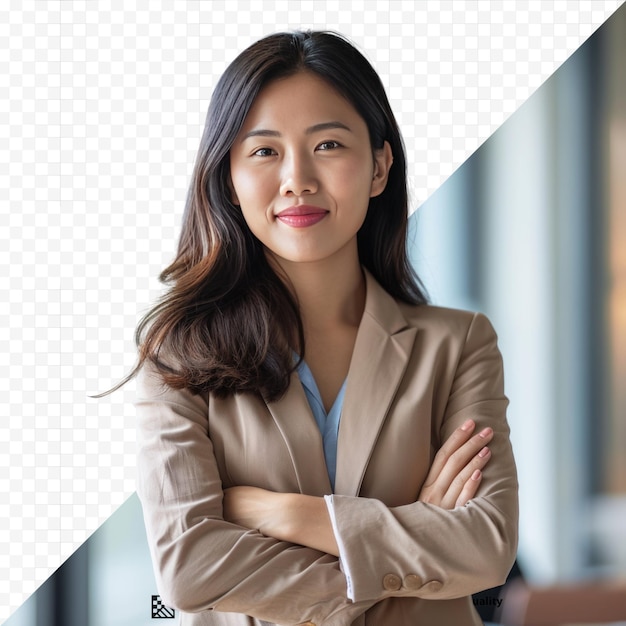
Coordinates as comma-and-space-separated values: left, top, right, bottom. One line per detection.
106, 30, 428, 401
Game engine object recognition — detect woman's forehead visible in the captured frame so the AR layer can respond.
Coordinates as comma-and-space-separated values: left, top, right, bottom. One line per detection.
239, 71, 365, 134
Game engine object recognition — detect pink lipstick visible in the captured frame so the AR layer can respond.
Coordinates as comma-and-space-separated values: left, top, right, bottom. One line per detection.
276, 205, 328, 228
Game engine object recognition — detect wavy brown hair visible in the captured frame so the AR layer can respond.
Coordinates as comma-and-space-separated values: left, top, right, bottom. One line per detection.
104, 30, 428, 401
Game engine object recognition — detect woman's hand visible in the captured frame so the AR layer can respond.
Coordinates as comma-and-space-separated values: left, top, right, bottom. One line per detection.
222, 485, 284, 534
223, 486, 339, 556
418, 419, 493, 509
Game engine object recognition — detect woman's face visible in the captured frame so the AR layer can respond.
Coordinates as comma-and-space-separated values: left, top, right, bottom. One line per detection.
229, 71, 392, 268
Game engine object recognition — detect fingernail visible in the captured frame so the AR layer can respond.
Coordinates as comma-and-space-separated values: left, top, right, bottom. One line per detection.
461, 419, 474, 431
472, 469, 482, 480
478, 446, 490, 458
479, 427, 493, 438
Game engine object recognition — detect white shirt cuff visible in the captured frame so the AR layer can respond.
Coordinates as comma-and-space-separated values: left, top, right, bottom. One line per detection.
324, 494, 355, 601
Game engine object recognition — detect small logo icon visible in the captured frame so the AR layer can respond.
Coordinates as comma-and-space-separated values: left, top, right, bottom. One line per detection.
151, 595, 175, 619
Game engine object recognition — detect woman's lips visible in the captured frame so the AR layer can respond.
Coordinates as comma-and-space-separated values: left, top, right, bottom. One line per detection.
275, 205, 329, 228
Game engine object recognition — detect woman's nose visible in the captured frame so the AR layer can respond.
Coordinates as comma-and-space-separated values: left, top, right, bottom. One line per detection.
279, 152, 318, 197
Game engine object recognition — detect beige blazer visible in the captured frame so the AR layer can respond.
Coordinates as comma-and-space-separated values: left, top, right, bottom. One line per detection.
136, 269, 518, 626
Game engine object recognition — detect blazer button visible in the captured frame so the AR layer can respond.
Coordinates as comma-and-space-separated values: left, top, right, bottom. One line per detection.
404, 574, 422, 590
382, 573, 402, 591
423, 580, 443, 592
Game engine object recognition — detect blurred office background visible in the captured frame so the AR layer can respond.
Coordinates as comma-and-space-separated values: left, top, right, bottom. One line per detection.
410, 0, 626, 589
4, 4, 626, 626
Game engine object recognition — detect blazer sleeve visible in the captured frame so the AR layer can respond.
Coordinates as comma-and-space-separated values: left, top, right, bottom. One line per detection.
324, 312, 519, 604
135, 363, 375, 626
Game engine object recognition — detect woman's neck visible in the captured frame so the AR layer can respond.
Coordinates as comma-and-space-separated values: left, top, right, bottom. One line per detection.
268, 244, 366, 333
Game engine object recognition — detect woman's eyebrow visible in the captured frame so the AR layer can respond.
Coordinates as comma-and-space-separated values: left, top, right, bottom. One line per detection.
240, 129, 281, 141
305, 121, 351, 134
240, 121, 351, 142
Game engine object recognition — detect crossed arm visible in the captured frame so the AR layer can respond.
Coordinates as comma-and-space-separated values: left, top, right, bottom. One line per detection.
223, 418, 495, 555
138, 313, 516, 622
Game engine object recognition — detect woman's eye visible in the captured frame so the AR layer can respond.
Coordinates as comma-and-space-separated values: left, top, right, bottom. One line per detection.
252, 147, 276, 157
316, 140, 341, 151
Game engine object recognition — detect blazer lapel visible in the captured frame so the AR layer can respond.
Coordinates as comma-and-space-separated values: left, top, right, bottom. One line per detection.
266, 373, 333, 496
334, 270, 417, 496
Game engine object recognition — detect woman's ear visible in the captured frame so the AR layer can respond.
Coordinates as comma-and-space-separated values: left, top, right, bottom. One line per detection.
370, 141, 393, 198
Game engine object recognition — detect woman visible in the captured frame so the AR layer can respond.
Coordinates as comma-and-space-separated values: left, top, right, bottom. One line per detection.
134, 30, 518, 625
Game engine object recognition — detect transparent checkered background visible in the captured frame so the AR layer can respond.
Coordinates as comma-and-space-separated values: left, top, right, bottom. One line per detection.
0, 0, 622, 620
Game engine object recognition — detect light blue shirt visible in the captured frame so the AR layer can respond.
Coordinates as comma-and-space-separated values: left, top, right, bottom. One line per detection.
295, 358, 347, 491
